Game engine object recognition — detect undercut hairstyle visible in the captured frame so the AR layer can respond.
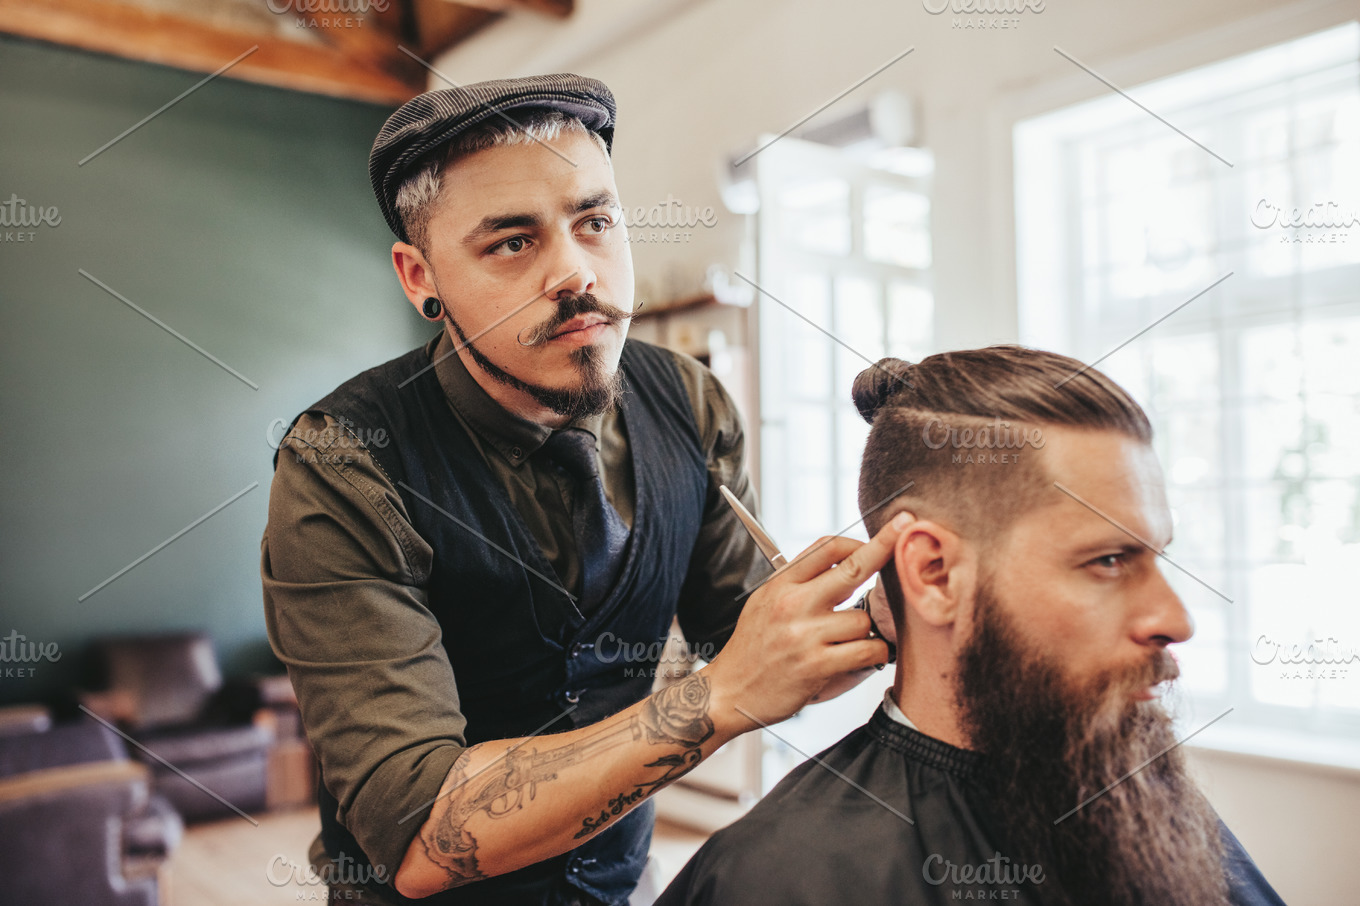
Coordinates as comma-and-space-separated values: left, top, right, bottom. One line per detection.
853, 346, 1153, 622
394, 108, 611, 254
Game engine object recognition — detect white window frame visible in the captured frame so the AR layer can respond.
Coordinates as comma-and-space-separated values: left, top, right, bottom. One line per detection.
1006, 13, 1360, 768
752, 135, 935, 788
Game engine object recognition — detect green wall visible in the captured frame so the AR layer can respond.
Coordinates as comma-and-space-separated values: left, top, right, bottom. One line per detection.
0, 36, 431, 704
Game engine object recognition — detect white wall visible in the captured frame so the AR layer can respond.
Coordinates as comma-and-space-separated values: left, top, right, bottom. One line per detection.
434, 2, 1360, 902
1187, 747, 1360, 906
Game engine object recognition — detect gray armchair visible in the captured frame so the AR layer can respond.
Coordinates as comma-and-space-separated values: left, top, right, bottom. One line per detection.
0, 716, 182, 905
84, 632, 274, 823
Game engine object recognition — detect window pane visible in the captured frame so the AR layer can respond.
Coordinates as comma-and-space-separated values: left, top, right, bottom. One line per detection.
1240, 324, 1301, 402
1236, 399, 1304, 483
788, 404, 832, 471
1242, 481, 1308, 563
1015, 21, 1360, 734
788, 471, 834, 549
1179, 603, 1229, 698
1167, 485, 1225, 565
838, 471, 864, 537
785, 273, 832, 401
1150, 334, 1219, 405
1248, 561, 1315, 707
1159, 408, 1221, 490
1305, 394, 1360, 487
886, 281, 933, 357
1099, 350, 1151, 408
837, 407, 871, 475
776, 177, 850, 255
833, 276, 884, 391
864, 185, 930, 268
1302, 317, 1360, 397
1099, 137, 1217, 302
1248, 551, 1360, 711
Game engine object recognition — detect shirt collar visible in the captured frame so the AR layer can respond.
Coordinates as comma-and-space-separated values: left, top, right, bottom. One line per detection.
429, 330, 606, 467
867, 703, 986, 780
882, 688, 920, 731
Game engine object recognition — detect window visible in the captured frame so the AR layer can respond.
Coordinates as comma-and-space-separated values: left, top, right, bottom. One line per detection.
754, 136, 934, 786
1015, 22, 1360, 752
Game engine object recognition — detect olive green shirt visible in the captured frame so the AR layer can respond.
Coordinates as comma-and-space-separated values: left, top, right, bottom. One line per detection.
261, 330, 767, 878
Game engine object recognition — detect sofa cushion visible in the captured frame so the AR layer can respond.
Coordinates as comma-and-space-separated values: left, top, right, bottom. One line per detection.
0, 721, 127, 779
135, 723, 273, 765
93, 633, 221, 731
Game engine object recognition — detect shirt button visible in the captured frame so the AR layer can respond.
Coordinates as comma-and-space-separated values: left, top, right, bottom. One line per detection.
510, 445, 523, 459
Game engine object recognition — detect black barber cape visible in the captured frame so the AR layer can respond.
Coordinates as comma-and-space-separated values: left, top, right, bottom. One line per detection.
657, 705, 1285, 906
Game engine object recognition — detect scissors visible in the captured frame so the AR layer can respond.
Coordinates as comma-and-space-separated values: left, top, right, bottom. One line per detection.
719, 485, 788, 570
720, 484, 886, 667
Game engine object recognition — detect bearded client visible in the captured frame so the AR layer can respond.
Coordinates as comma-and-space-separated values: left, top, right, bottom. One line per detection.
658, 348, 1284, 906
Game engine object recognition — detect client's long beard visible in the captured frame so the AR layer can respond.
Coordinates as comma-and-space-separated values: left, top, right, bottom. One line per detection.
956, 582, 1228, 906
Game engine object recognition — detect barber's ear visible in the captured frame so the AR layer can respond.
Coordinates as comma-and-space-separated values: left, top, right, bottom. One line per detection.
893, 521, 968, 628
392, 241, 437, 311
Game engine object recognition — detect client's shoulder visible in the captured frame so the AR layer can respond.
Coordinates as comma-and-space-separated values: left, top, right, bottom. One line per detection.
656, 724, 907, 905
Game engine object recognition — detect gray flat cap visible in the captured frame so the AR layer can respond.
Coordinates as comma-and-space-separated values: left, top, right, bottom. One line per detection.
369, 73, 617, 243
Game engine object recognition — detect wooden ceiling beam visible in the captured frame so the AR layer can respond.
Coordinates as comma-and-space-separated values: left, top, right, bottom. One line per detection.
410, 0, 500, 61
0, 0, 578, 103
304, 9, 419, 82
434, 0, 572, 18
0, 0, 426, 104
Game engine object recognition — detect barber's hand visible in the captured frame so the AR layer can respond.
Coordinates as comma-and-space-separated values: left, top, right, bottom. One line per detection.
705, 513, 912, 735
807, 571, 903, 704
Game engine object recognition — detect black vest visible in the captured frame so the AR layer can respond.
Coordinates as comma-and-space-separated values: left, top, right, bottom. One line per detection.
282, 337, 708, 905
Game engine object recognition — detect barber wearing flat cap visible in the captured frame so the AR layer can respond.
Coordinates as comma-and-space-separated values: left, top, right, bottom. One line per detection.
261, 74, 902, 906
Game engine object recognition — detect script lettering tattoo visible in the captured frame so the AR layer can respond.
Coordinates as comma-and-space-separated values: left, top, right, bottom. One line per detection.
419, 674, 715, 886
575, 674, 714, 839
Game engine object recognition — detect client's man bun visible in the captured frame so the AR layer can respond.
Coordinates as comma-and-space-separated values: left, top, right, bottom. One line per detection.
852, 358, 913, 424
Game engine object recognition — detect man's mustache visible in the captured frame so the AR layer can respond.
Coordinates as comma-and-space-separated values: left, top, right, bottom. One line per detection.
1146, 649, 1180, 686
517, 293, 642, 347
1118, 648, 1180, 695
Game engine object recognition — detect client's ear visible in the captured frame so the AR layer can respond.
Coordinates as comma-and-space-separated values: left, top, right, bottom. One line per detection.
893, 521, 969, 627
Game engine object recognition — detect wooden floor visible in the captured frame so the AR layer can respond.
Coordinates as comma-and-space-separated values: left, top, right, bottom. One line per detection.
168, 807, 709, 905
167, 807, 319, 905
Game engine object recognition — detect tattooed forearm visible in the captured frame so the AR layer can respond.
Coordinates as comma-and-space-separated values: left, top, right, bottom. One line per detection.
638, 673, 716, 749
575, 674, 714, 839
421, 731, 623, 884
418, 674, 716, 886
422, 758, 485, 885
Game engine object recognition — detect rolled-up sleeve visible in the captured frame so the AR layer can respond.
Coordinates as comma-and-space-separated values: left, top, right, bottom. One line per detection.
261, 413, 466, 874
665, 352, 770, 655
